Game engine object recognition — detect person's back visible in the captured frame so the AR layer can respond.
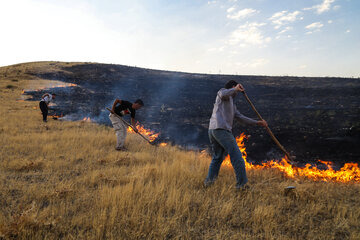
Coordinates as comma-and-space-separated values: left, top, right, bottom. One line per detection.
39, 93, 56, 122
109, 98, 144, 151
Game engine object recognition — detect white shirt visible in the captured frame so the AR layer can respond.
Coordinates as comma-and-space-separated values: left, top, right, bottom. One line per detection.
41, 94, 53, 104
209, 88, 257, 131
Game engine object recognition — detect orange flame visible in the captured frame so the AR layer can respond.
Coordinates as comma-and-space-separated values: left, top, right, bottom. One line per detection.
159, 143, 168, 147
221, 133, 359, 183
127, 124, 159, 142
82, 117, 91, 122
52, 113, 63, 118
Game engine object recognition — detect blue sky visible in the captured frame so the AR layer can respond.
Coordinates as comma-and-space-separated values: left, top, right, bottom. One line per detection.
0, 0, 359, 77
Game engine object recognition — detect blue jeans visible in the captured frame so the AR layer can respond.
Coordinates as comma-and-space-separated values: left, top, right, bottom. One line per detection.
205, 129, 248, 186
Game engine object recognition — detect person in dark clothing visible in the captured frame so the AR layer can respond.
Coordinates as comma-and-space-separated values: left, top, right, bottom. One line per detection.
109, 99, 144, 150
39, 93, 56, 122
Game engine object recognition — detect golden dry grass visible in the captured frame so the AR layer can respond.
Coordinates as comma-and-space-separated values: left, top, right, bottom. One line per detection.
0, 63, 359, 239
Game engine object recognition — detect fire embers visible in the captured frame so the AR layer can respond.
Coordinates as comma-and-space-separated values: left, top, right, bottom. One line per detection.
221, 133, 360, 183
127, 124, 168, 146
82, 117, 91, 122
52, 113, 64, 120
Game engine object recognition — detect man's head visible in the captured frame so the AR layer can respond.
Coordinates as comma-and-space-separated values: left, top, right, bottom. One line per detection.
132, 99, 144, 110
51, 93, 57, 99
225, 80, 238, 89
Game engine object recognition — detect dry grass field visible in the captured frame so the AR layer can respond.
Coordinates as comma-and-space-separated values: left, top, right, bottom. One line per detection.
0, 63, 359, 239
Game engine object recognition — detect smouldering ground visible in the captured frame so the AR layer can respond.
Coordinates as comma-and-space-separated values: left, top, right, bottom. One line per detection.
0, 66, 359, 239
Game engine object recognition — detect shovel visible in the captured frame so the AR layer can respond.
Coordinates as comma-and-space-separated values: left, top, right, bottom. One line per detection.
241, 92, 295, 162
106, 107, 154, 145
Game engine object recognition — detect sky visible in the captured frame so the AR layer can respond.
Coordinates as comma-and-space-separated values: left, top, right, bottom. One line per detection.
0, 0, 359, 77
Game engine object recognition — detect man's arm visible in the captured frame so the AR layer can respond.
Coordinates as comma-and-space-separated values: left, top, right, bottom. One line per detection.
111, 99, 122, 113
217, 88, 237, 100
218, 84, 245, 100
131, 118, 138, 133
234, 107, 259, 125
235, 107, 267, 127
41, 93, 49, 99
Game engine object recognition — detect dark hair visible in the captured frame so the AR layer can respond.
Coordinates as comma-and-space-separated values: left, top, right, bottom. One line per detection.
225, 80, 238, 89
135, 99, 144, 106
51, 93, 57, 96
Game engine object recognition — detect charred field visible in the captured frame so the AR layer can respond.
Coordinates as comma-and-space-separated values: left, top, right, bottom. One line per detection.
13, 61, 360, 166
0, 61, 360, 239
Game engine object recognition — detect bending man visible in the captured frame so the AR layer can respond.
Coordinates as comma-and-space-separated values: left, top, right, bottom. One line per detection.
39, 93, 56, 122
205, 80, 267, 189
109, 98, 144, 151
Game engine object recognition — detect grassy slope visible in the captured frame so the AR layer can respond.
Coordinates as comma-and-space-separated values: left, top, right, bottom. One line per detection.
0, 62, 359, 239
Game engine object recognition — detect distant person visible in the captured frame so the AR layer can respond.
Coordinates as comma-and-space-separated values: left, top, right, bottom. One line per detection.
109, 98, 144, 151
39, 93, 56, 122
204, 80, 267, 190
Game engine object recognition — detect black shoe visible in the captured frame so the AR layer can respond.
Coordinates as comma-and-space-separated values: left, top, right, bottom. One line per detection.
204, 180, 214, 188
115, 146, 127, 151
235, 184, 250, 191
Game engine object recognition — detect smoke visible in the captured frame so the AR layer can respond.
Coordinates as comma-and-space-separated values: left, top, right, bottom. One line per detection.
22, 63, 360, 164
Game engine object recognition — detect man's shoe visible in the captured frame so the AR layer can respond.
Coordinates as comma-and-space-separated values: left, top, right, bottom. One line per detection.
115, 146, 127, 151
235, 184, 250, 191
204, 180, 214, 188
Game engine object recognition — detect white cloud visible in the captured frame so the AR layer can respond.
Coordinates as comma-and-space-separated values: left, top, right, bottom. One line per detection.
269, 11, 302, 29
333, 5, 341, 10
227, 7, 235, 13
278, 26, 293, 34
227, 8, 258, 20
306, 22, 324, 29
305, 22, 323, 34
303, 0, 336, 14
346, 29, 351, 33
236, 58, 269, 68
207, 46, 225, 52
299, 65, 307, 69
228, 22, 270, 47
328, 20, 333, 24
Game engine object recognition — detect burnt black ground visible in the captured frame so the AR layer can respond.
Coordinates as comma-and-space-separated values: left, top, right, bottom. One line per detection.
21, 62, 360, 166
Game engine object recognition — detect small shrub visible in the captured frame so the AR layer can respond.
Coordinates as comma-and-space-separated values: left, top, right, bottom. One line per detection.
6, 84, 16, 89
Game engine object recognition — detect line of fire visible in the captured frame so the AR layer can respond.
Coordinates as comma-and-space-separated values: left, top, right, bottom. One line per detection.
19, 63, 360, 183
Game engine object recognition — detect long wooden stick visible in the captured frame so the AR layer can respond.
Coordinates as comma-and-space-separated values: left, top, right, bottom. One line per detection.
241, 92, 293, 162
106, 107, 152, 144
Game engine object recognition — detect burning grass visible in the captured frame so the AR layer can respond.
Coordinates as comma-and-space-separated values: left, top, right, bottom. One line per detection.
220, 134, 360, 183
0, 75, 359, 239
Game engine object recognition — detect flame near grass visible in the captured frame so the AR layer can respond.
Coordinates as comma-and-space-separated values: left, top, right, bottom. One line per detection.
127, 124, 170, 146
222, 133, 360, 183
82, 117, 91, 122
127, 124, 159, 143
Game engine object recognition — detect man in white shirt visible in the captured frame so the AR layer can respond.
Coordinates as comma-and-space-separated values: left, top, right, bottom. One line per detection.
205, 80, 267, 189
39, 93, 56, 122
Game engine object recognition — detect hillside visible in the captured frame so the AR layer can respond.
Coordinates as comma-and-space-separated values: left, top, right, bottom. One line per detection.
0, 62, 359, 239
2, 61, 360, 165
